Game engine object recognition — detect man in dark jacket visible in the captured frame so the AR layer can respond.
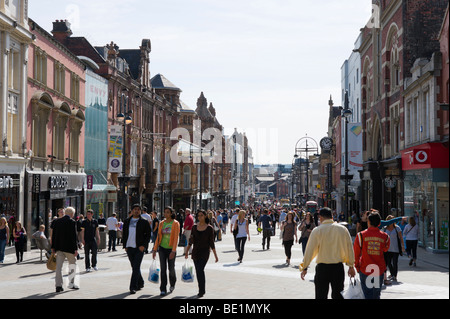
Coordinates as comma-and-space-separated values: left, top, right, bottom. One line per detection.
122, 203, 152, 294
51, 206, 79, 292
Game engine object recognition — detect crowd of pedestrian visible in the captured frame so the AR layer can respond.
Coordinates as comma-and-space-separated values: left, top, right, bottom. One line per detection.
0, 202, 419, 299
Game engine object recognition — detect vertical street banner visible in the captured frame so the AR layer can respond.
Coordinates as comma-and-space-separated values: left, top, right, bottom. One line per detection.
347, 123, 363, 171
109, 125, 123, 173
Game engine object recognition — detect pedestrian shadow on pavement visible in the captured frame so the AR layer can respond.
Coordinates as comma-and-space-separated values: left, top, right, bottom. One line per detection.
223, 262, 240, 267
19, 270, 54, 279
22, 291, 69, 299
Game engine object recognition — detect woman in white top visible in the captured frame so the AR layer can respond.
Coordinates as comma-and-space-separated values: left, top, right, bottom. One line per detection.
383, 215, 405, 283
403, 216, 419, 267
233, 210, 250, 263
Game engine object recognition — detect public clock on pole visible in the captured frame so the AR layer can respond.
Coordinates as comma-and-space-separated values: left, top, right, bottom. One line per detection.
320, 137, 333, 151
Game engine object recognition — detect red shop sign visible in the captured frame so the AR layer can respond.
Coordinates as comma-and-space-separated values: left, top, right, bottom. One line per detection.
401, 143, 449, 171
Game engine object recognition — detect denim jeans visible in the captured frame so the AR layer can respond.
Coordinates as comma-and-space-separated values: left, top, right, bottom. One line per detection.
359, 272, 384, 299
0, 239, 6, 262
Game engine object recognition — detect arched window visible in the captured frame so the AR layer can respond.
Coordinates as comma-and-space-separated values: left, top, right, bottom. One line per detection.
31, 92, 53, 158
183, 165, 191, 189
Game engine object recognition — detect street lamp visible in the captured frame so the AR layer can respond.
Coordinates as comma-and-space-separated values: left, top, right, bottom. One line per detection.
117, 91, 133, 222
342, 91, 352, 222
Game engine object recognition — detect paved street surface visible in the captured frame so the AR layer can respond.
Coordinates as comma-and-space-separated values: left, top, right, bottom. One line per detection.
1, 222, 448, 302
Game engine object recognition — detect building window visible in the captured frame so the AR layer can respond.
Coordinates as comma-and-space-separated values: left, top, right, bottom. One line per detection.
183, 165, 191, 189
7, 92, 19, 153
8, 49, 20, 91
422, 90, 430, 140
53, 105, 70, 160
34, 47, 47, 85
71, 72, 80, 102
54, 62, 65, 95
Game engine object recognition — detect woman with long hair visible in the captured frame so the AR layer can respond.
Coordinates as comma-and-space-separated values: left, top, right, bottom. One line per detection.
403, 216, 419, 267
185, 209, 218, 297
280, 211, 298, 265
233, 210, 250, 263
298, 212, 315, 255
0, 217, 10, 263
13, 221, 26, 263
152, 206, 180, 296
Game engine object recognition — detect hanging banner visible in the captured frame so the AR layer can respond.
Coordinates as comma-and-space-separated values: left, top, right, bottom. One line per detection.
347, 123, 363, 171
109, 125, 123, 173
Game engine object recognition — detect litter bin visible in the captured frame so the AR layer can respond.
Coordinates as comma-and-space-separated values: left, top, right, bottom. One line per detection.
98, 225, 107, 251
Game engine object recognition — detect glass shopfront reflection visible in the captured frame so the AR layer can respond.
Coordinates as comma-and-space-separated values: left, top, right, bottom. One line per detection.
404, 169, 449, 252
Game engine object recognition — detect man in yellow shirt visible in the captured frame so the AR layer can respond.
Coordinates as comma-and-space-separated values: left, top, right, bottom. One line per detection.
300, 207, 356, 299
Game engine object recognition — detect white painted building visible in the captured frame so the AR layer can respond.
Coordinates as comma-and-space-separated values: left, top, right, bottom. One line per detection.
0, 0, 33, 226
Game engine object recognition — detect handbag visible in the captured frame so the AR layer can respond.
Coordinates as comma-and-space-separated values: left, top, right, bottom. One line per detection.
46, 252, 57, 271
394, 226, 403, 256
233, 223, 239, 236
181, 259, 195, 283
178, 234, 187, 247
341, 278, 365, 299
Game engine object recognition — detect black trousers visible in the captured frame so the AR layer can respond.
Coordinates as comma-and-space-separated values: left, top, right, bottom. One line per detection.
384, 252, 400, 278
193, 258, 208, 294
283, 240, 294, 259
158, 247, 176, 292
84, 240, 97, 268
236, 237, 247, 260
262, 229, 271, 249
126, 247, 144, 291
108, 230, 117, 251
314, 263, 345, 299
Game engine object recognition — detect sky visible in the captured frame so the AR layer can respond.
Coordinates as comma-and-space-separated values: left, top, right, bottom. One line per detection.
29, 0, 373, 165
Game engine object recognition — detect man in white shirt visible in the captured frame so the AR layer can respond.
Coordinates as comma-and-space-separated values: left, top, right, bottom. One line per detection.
140, 207, 152, 253
106, 213, 119, 252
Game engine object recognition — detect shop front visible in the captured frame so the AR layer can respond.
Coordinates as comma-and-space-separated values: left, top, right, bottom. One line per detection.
26, 171, 86, 240
401, 142, 449, 253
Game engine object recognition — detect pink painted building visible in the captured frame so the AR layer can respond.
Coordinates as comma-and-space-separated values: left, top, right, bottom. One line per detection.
25, 18, 86, 236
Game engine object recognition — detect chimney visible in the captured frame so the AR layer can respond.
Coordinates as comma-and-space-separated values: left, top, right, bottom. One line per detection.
51, 19, 73, 43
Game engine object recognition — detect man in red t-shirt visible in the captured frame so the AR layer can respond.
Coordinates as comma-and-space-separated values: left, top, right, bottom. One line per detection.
354, 210, 390, 299
183, 208, 194, 255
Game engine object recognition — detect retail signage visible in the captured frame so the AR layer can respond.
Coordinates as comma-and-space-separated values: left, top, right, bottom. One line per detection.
87, 175, 93, 190
49, 175, 69, 189
0, 176, 14, 189
32, 174, 41, 193
401, 143, 449, 170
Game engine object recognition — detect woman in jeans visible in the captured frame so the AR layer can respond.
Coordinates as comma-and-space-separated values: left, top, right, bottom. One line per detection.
403, 216, 419, 267
233, 210, 250, 263
152, 206, 180, 296
0, 217, 10, 263
185, 210, 218, 297
280, 211, 298, 265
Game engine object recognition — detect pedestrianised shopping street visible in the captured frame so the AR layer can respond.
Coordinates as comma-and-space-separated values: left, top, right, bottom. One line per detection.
0, 221, 448, 302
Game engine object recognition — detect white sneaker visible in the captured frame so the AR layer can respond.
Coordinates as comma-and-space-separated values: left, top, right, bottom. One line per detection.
68, 283, 79, 290
93, 267, 98, 271
86, 267, 91, 272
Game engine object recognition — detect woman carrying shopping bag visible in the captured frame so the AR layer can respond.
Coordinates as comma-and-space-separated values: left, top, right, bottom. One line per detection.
185, 209, 218, 298
152, 206, 180, 296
